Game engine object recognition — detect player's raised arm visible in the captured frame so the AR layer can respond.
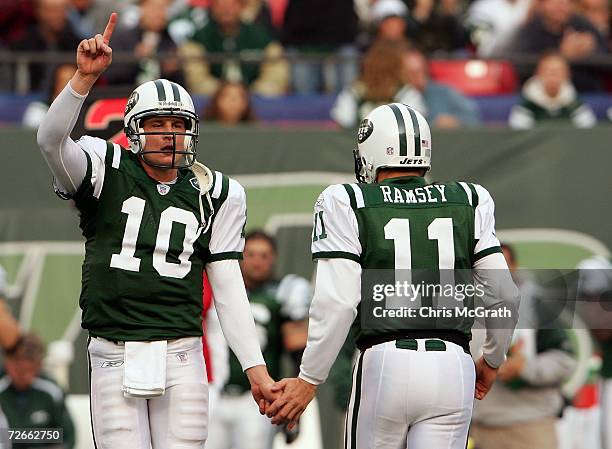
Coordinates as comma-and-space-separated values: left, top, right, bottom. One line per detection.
37, 13, 117, 196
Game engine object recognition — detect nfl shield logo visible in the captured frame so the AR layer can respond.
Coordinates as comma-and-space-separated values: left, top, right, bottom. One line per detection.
386, 147, 394, 155
157, 184, 170, 195
190, 177, 200, 191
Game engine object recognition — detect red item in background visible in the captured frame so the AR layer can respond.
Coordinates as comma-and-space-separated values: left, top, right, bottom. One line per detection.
429, 60, 518, 96
202, 272, 214, 383
268, 0, 288, 29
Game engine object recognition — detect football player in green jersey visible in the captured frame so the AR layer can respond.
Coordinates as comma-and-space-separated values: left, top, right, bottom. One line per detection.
266, 103, 521, 449
36, 13, 277, 449
207, 231, 311, 449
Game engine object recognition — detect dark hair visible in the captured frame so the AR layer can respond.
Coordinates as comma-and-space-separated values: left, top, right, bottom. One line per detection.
500, 242, 517, 264
202, 82, 257, 123
5, 333, 45, 362
245, 230, 276, 253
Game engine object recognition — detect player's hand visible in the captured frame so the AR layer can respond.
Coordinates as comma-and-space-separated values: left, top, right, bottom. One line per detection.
76, 12, 116, 78
474, 356, 498, 400
266, 378, 317, 430
246, 365, 280, 415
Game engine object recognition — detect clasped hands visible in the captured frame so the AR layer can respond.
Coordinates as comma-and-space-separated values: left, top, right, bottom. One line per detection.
251, 377, 317, 430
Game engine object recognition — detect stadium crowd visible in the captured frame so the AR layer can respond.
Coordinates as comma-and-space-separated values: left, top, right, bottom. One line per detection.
1, 0, 611, 127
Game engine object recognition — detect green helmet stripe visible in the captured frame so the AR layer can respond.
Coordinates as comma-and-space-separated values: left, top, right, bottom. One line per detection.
404, 105, 422, 156
170, 82, 181, 102
388, 104, 407, 157
153, 80, 166, 102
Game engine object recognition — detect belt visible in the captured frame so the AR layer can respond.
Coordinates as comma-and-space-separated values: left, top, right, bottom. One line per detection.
395, 338, 447, 351
357, 330, 470, 354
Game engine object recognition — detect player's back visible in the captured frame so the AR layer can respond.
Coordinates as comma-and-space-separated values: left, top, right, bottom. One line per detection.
312, 176, 502, 352
351, 176, 477, 270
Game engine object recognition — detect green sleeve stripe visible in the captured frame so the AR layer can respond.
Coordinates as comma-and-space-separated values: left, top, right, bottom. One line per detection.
473, 246, 502, 262
343, 184, 358, 210
210, 170, 217, 194
218, 174, 230, 204
467, 183, 479, 208
312, 251, 361, 263
208, 251, 243, 262
104, 141, 114, 167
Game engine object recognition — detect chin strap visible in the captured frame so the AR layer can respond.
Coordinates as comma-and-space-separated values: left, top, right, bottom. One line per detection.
191, 161, 215, 235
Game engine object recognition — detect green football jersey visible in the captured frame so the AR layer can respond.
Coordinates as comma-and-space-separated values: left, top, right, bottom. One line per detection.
65, 136, 246, 341
311, 176, 502, 348
223, 275, 311, 393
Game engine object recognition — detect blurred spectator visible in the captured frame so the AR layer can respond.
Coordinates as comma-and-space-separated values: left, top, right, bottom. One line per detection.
66, 0, 123, 40
578, 0, 611, 49
203, 81, 257, 124
466, 0, 533, 57
577, 255, 612, 449
510, 0, 609, 91
331, 39, 421, 128
402, 0, 471, 54
104, 0, 183, 86
0, 264, 20, 449
207, 231, 311, 449
181, 0, 289, 96
13, 0, 80, 92
371, 0, 410, 43
508, 52, 596, 128
0, 265, 20, 357
281, 0, 359, 94
241, 0, 276, 37
0, 334, 75, 449
0, 0, 35, 46
470, 243, 577, 449
168, 6, 209, 45
401, 48, 481, 127
22, 64, 76, 129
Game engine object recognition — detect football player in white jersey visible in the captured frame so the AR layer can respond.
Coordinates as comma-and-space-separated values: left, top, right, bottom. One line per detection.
265, 103, 521, 449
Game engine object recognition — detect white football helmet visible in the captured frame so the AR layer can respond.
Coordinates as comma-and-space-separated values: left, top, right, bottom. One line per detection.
124, 79, 199, 168
353, 103, 432, 183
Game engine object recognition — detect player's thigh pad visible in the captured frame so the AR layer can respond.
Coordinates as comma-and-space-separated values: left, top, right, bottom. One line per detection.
149, 337, 209, 449
149, 382, 209, 448
88, 337, 151, 449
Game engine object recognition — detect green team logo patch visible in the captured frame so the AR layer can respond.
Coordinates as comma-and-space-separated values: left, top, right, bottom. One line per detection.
358, 118, 374, 143
125, 91, 139, 115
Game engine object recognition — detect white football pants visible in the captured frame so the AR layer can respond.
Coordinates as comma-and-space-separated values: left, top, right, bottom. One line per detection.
88, 336, 209, 449
344, 339, 475, 449
206, 390, 275, 449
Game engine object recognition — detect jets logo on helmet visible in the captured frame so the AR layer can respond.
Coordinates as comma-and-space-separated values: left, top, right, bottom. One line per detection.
357, 118, 374, 143
125, 91, 139, 115
124, 79, 199, 169
353, 103, 431, 183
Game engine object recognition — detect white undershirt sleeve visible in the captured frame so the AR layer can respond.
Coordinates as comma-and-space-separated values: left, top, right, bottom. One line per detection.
473, 251, 521, 368
206, 259, 265, 371
36, 82, 90, 194
299, 258, 362, 385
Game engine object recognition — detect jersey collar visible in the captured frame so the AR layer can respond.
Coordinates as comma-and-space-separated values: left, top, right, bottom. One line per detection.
379, 176, 427, 186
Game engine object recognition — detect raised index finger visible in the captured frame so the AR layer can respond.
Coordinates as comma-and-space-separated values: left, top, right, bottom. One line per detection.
102, 12, 117, 44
